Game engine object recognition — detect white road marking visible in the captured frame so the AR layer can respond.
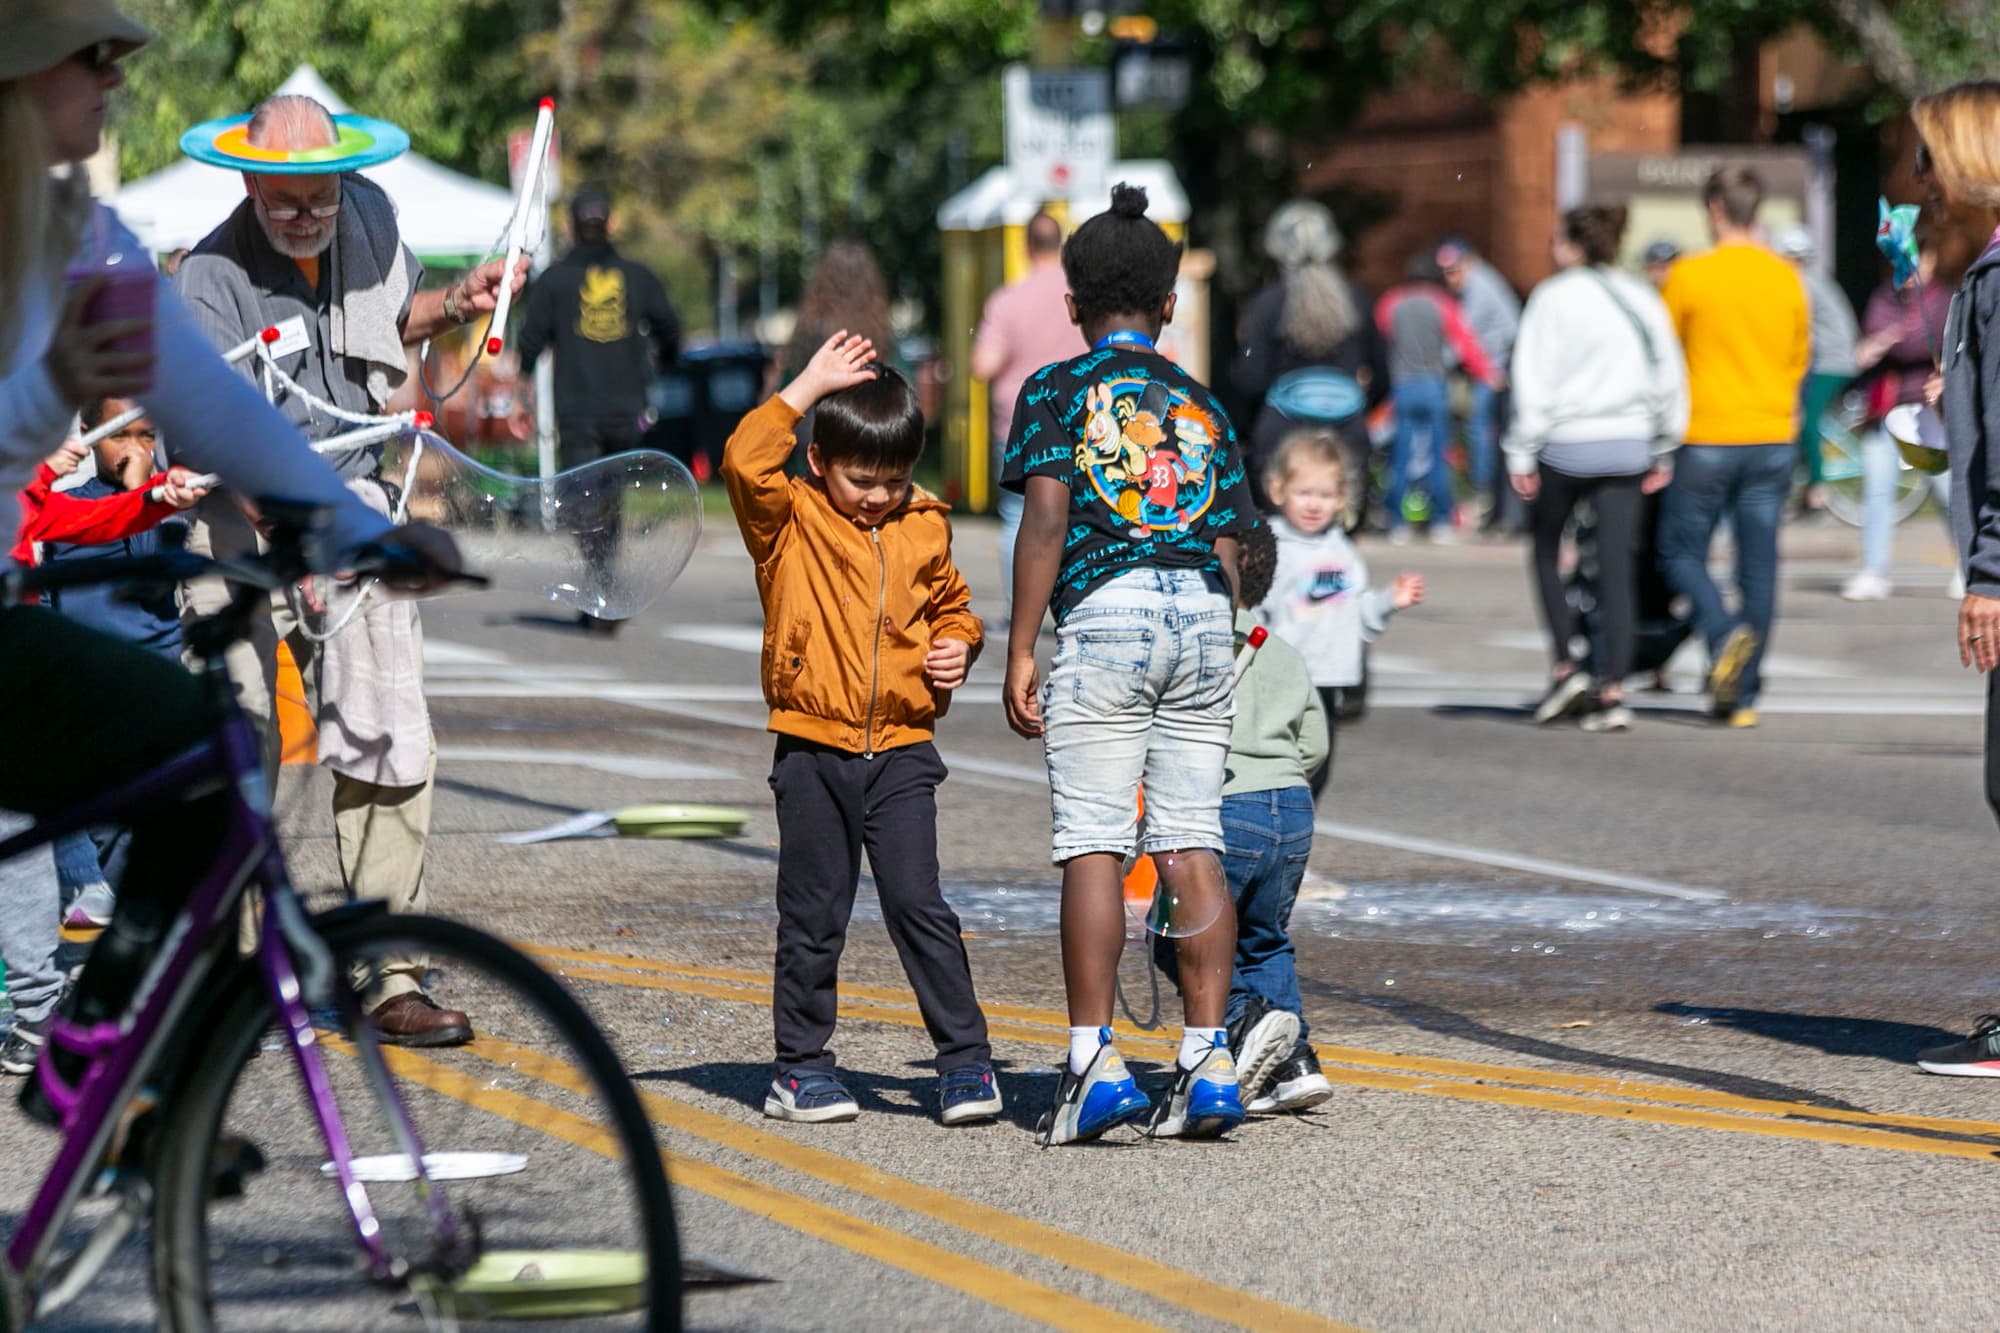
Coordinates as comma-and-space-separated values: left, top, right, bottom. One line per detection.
436, 745, 738, 781
424, 639, 512, 665
1307, 819, 1726, 902
665, 624, 765, 653
599, 699, 1730, 900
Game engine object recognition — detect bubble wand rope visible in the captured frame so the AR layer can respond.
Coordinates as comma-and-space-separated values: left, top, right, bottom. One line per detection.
417, 101, 554, 406
77, 328, 273, 448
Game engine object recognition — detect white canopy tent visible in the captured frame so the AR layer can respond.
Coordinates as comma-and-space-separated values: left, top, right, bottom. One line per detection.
113, 65, 518, 266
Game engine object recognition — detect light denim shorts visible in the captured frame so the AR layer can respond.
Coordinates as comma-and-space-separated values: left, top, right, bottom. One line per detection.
1041, 567, 1236, 863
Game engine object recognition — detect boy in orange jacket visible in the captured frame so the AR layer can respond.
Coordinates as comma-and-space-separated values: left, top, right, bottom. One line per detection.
723, 331, 1000, 1126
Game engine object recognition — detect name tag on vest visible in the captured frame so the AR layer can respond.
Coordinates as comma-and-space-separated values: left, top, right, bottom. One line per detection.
266, 315, 311, 359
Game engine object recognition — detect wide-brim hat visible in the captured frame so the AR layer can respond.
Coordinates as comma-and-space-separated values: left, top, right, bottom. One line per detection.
0, 0, 150, 83
180, 112, 409, 174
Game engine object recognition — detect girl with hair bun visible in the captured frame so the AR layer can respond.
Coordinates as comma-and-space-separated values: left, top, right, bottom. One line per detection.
999, 184, 1266, 1146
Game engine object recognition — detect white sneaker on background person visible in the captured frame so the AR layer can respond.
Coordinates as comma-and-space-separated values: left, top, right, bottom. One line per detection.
1840, 570, 1893, 602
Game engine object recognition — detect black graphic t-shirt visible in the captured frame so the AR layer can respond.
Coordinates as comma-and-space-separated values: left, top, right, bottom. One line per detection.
1000, 343, 1258, 623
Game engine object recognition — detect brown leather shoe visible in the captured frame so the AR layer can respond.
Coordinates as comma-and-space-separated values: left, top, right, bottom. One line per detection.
369, 993, 473, 1048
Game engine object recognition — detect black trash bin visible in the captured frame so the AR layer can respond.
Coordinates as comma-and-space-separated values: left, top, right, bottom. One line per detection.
644, 341, 769, 480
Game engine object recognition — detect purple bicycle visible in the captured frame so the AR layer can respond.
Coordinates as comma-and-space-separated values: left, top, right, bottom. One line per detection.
0, 510, 679, 1330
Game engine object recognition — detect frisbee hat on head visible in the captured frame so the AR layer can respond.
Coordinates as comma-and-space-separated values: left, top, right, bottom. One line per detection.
181, 109, 410, 174
0, 0, 150, 82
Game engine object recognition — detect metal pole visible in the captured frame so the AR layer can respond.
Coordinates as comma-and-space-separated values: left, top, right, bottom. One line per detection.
1555, 123, 1588, 212
534, 180, 556, 521
1804, 124, 1836, 276
759, 154, 778, 335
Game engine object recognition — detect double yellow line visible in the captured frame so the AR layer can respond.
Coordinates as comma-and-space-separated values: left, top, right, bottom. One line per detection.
522, 942, 2000, 1165
370, 1034, 1357, 1331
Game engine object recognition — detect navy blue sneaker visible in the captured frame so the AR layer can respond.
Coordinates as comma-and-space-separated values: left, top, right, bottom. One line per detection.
939, 1062, 1004, 1125
1146, 1034, 1245, 1139
764, 1070, 860, 1123
1036, 1033, 1151, 1146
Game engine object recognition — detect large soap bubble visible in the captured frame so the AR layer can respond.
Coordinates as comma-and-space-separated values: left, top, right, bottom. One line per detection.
302, 426, 701, 630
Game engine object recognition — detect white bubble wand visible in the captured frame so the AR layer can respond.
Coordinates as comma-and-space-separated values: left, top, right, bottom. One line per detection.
77, 327, 274, 448
481, 96, 554, 363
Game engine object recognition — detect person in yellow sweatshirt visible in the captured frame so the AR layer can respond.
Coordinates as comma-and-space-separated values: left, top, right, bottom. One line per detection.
1657, 166, 1810, 727
722, 332, 1001, 1127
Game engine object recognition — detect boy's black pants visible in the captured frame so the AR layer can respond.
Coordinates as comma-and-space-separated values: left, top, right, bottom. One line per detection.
770, 736, 991, 1077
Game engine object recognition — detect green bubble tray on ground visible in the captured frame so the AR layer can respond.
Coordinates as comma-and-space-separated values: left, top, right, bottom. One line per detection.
430, 1249, 647, 1319
612, 804, 750, 839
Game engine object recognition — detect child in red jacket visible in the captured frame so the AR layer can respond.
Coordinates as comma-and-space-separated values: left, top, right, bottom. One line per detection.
12, 398, 208, 567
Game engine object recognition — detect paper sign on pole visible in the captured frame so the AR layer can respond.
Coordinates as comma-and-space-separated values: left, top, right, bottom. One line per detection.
508, 125, 562, 202
1003, 64, 1115, 204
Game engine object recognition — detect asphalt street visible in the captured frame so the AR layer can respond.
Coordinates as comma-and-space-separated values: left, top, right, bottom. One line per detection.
5, 505, 1999, 1331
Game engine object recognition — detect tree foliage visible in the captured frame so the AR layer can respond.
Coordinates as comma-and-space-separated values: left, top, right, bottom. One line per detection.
111, 0, 1998, 336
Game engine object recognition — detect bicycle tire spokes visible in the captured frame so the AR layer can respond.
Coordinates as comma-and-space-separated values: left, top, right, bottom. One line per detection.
152, 912, 676, 1330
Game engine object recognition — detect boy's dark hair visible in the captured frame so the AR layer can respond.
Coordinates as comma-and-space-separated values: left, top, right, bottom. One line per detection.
80, 399, 112, 430
1235, 521, 1277, 609
1062, 184, 1183, 324
1703, 166, 1763, 227
813, 362, 925, 470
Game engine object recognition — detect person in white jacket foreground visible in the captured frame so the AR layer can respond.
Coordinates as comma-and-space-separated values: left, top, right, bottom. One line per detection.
0, 0, 461, 1112
1506, 205, 1689, 732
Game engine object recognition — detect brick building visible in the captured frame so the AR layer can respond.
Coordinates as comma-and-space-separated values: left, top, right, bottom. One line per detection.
1298, 31, 1889, 302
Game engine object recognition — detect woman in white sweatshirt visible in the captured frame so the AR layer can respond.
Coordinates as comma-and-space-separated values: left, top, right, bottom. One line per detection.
1506, 205, 1689, 731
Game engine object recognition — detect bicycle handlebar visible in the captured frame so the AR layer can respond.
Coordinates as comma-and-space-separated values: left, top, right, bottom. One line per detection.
3, 501, 486, 606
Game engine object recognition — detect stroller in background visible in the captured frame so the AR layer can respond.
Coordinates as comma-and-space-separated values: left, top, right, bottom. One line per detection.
1565, 490, 1692, 680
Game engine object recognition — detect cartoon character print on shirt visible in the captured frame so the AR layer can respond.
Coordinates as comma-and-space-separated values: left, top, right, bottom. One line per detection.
1072, 377, 1223, 540
576, 266, 631, 343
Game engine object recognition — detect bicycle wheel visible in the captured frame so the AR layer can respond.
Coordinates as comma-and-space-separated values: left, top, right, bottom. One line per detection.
1820, 393, 1929, 527
150, 910, 681, 1331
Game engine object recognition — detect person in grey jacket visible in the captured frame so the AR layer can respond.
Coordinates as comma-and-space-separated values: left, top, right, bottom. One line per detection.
1771, 225, 1860, 516
1440, 238, 1522, 529
1906, 82, 2000, 1077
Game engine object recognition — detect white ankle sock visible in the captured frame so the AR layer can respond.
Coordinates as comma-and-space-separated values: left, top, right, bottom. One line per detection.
1179, 1027, 1226, 1069
1068, 1025, 1109, 1074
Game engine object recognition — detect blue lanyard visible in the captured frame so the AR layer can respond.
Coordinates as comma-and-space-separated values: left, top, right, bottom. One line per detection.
1093, 330, 1156, 352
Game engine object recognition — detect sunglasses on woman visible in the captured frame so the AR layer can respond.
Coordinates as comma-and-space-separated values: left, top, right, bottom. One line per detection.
71, 41, 123, 75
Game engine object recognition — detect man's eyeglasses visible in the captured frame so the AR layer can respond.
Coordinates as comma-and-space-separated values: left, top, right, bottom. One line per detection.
253, 181, 341, 223
71, 41, 123, 75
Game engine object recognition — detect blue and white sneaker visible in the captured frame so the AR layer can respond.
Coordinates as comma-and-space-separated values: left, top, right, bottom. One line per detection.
1036, 1035, 1151, 1146
939, 1062, 1004, 1125
1146, 1036, 1245, 1139
764, 1070, 860, 1123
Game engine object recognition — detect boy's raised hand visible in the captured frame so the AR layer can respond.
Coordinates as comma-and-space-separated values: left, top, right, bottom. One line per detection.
1391, 572, 1425, 610
925, 637, 971, 691
778, 331, 877, 415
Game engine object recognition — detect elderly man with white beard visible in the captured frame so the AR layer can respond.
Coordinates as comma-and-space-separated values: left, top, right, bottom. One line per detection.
176, 93, 523, 1045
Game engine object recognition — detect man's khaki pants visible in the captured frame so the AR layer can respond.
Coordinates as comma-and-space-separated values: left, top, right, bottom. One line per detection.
182, 510, 431, 1008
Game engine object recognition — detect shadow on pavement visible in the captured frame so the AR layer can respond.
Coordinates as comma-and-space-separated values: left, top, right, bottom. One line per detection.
489, 612, 593, 635
1304, 978, 1870, 1110
636, 1058, 1114, 1138
1653, 1003, 1962, 1063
